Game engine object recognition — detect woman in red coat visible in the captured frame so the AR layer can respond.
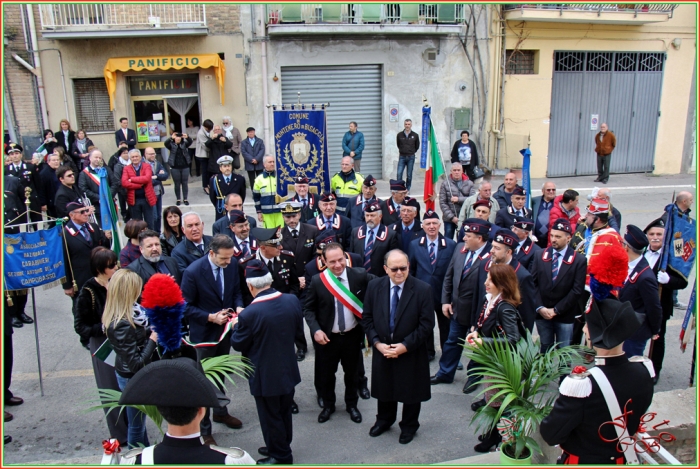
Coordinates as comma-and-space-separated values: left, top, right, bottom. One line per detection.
121, 149, 157, 230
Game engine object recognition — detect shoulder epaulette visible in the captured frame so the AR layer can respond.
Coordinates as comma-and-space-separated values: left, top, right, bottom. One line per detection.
210, 445, 246, 458
558, 367, 593, 398
628, 355, 656, 378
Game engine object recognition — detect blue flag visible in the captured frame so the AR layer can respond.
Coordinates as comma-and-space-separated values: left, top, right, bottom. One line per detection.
4, 226, 66, 290
273, 109, 330, 197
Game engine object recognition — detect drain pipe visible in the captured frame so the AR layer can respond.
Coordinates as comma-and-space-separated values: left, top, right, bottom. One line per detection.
25, 5, 49, 129
258, 4, 270, 150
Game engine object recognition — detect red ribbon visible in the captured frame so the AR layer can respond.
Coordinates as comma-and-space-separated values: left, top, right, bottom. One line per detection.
102, 439, 121, 455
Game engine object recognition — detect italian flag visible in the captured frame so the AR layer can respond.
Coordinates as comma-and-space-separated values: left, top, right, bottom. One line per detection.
423, 119, 444, 212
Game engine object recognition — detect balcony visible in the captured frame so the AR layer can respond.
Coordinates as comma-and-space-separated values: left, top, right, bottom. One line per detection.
503, 4, 676, 25
265, 4, 466, 38
38, 4, 208, 39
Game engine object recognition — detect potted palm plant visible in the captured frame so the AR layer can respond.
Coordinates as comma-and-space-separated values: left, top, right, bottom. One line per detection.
463, 331, 591, 464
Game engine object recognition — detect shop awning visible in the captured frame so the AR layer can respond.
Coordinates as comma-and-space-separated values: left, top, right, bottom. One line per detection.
103, 54, 225, 110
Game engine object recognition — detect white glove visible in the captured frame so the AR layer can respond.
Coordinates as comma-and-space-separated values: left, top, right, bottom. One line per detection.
657, 271, 670, 285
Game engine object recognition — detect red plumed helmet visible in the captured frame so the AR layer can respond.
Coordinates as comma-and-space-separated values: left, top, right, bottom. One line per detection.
141, 274, 184, 309
587, 244, 628, 287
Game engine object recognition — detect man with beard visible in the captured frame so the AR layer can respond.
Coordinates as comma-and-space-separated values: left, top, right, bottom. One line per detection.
127, 230, 181, 285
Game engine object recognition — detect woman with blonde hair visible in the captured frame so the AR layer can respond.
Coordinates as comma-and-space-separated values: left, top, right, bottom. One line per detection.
103, 269, 158, 448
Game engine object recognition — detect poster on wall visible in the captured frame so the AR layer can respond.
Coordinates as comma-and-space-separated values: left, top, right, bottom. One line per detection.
148, 121, 161, 142
137, 122, 150, 143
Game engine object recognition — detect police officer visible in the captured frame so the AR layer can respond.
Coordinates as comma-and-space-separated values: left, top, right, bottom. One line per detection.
289, 175, 319, 223
118, 359, 255, 465
5, 143, 43, 227
312, 192, 353, 250
253, 155, 283, 229
540, 244, 654, 464
331, 156, 364, 216
346, 174, 380, 228
209, 155, 246, 221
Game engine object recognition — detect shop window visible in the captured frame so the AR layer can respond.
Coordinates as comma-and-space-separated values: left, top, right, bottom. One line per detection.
73, 78, 114, 132
505, 50, 537, 75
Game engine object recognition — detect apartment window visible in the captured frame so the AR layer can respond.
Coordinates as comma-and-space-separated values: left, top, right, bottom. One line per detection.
506, 50, 536, 75
73, 78, 114, 132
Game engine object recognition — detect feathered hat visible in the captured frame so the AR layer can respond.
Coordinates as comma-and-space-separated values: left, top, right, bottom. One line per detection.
140, 274, 185, 354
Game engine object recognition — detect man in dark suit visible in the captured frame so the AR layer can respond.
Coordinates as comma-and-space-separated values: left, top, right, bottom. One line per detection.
381, 179, 420, 226
126, 230, 181, 286
290, 175, 320, 223
312, 192, 352, 250
304, 242, 374, 425
279, 202, 318, 289
349, 200, 399, 276
487, 228, 537, 332
61, 201, 111, 311
643, 217, 688, 383
115, 117, 137, 150
619, 225, 662, 357
6, 143, 43, 225
531, 218, 587, 353
211, 194, 257, 236
431, 219, 491, 389
346, 174, 381, 228
409, 211, 457, 361
389, 199, 423, 253
512, 216, 542, 271
54, 165, 83, 219
171, 212, 213, 272
363, 250, 434, 445
494, 185, 533, 229
209, 155, 247, 221
180, 234, 245, 443
231, 260, 303, 465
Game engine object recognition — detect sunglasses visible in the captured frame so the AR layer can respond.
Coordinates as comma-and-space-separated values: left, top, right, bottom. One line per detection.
387, 266, 408, 273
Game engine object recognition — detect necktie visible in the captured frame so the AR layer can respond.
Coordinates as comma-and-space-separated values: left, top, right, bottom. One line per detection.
336, 277, 346, 332
364, 230, 374, 272
429, 242, 436, 265
215, 267, 224, 300
461, 251, 474, 280
551, 252, 561, 282
240, 240, 250, 257
390, 285, 400, 333
197, 244, 204, 254
225, 177, 230, 184
292, 229, 298, 239
81, 225, 92, 246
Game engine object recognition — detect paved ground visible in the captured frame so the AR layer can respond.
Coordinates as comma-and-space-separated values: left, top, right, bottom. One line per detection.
3, 169, 696, 464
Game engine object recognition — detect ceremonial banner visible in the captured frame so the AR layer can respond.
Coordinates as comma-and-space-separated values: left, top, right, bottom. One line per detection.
4, 226, 66, 290
520, 147, 532, 210
273, 108, 330, 198
661, 203, 696, 281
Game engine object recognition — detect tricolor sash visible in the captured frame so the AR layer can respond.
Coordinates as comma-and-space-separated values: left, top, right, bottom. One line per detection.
320, 270, 363, 319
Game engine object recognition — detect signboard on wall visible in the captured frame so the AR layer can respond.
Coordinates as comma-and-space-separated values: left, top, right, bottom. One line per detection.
129, 74, 199, 97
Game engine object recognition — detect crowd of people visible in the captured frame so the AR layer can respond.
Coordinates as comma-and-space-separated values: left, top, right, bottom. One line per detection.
2, 115, 695, 465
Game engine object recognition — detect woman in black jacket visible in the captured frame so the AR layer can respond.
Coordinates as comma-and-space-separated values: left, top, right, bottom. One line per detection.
163, 132, 193, 205
450, 130, 480, 182
102, 269, 158, 449
466, 263, 524, 453
74, 247, 127, 446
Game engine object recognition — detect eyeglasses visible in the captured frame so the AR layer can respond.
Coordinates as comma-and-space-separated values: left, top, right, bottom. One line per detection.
387, 266, 408, 273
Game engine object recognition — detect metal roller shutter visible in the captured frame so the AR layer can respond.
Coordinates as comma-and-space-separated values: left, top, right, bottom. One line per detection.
281, 65, 383, 176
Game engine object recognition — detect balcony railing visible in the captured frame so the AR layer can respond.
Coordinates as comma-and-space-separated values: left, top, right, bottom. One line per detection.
503, 4, 676, 15
39, 4, 207, 31
266, 4, 466, 25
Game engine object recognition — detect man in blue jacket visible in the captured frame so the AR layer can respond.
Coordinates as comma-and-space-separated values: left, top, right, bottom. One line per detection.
342, 121, 365, 172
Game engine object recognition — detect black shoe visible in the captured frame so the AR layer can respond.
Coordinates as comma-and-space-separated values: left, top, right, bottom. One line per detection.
457, 362, 464, 371
318, 407, 335, 423
291, 401, 299, 414
369, 423, 391, 437
474, 427, 502, 453
11, 317, 23, 328
347, 407, 362, 423
258, 447, 269, 456
358, 385, 370, 400
257, 456, 292, 465
18, 313, 33, 324
296, 349, 306, 362
462, 377, 479, 394
427, 353, 436, 362
471, 398, 486, 412
3, 435, 11, 445
399, 432, 415, 444
317, 396, 325, 409
430, 374, 452, 385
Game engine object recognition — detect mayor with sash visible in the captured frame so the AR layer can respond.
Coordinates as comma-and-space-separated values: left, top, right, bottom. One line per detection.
303, 242, 375, 425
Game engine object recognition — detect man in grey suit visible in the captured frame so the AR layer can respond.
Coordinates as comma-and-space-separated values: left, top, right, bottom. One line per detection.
241, 127, 265, 189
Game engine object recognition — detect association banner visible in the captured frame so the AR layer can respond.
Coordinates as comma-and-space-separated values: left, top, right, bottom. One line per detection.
4, 226, 66, 290
273, 108, 330, 198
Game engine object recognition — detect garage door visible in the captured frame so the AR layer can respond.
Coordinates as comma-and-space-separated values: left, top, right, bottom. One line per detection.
281, 64, 383, 176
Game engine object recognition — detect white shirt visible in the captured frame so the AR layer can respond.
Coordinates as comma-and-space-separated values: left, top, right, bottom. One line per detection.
332, 270, 358, 333
627, 256, 643, 280
644, 247, 662, 269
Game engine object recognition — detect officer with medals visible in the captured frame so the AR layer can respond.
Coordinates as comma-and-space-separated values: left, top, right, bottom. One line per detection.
208, 155, 246, 221
540, 244, 655, 465
118, 358, 255, 465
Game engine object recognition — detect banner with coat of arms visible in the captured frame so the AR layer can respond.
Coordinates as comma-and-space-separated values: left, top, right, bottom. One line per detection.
273, 108, 331, 198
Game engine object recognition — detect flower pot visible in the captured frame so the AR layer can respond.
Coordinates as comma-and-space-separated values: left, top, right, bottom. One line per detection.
499, 443, 532, 465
